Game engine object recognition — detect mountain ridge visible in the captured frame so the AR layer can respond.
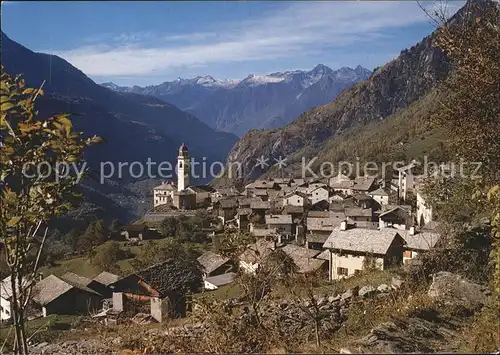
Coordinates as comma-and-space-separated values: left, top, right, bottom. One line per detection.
102, 64, 371, 136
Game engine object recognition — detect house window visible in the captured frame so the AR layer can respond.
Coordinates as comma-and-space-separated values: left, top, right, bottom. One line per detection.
403, 250, 412, 258
337, 267, 348, 276
297, 199, 300, 203
179, 162, 183, 168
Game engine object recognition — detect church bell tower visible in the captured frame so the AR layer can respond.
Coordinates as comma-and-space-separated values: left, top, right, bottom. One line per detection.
177, 143, 189, 191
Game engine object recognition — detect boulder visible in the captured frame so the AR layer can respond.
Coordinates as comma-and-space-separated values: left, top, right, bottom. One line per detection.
391, 276, 404, 289
377, 283, 390, 293
341, 288, 354, 300
359, 285, 376, 298
329, 294, 341, 302
427, 271, 488, 309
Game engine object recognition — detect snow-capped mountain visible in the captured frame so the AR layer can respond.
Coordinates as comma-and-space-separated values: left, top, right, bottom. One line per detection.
102, 64, 371, 136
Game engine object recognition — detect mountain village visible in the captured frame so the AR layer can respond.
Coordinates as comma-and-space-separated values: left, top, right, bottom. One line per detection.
1, 143, 443, 325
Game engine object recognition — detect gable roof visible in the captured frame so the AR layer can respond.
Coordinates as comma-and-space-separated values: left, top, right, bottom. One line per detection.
283, 205, 305, 214
369, 187, 389, 196
219, 198, 238, 209
307, 217, 342, 232
265, 214, 293, 225
284, 191, 308, 199
237, 207, 253, 216
239, 238, 275, 264
323, 227, 405, 255
32, 275, 74, 306
379, 206, 410, 218
197, 251, 231, 275
204, 272, 237, 287
93, 271, 120, 286
345, 207, 372, 217
60, 272, 102, 296
281, 245, 324, 273
403, 231, 440, 251
250, 200, 271, 210
154, 182, 176, 191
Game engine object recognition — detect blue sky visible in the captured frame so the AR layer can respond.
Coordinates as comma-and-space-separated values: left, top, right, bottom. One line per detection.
2, 1, 464, 86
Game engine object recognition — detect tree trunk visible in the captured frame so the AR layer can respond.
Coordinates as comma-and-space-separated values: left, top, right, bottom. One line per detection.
314, 320, 320, 347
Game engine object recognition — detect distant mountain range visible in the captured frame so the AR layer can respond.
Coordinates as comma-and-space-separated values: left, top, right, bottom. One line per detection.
1, 31, 238, 224
221, 0, 492, 184
102, 64, 371, 136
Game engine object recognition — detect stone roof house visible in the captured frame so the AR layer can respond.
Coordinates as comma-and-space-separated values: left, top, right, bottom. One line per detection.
197, 251, 234, 278
281, 244, 326, 274
32, 274, 103, 317
322, 227, 406, 280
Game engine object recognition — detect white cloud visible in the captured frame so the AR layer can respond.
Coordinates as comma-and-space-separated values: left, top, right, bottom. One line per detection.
50, 1, 465, 78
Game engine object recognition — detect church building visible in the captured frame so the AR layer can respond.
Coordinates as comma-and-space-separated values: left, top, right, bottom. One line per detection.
152, 143, 207, 210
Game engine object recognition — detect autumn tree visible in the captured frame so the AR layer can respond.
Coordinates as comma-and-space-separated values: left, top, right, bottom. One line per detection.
0, 68, 99, 354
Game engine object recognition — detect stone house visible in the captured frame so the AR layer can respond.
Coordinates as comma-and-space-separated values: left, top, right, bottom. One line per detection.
153, 181, 176, 207
110, 259, 197, 321
368, 187, 390, 207
283, 191, 310, 207
238, 238, 276, 274
396, 161, 419, 201
309, 186, 330, 205
32, 274, 103, 317
345, 207, 373, 223
402, 228, 440, 264
281, 244, 327, 275
265, 214, 293, 236
197, 251, 235, 278
186, 185, 216, 206
217, 198, 238, 224
378, 206, 411, 230
322, 225, 406, 280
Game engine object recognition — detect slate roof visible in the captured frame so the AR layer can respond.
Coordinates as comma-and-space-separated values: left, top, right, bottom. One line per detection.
403, 231, 440, 251
306, 234, 329, 244
237, 208, 253, 216
219, 198, 238, 209
323, 227, 405, 255
284, 191, 308, 199
345, 207, 373, 217
307, 217, 341, 232
204, 272, 236, 287
250, 200, 271, 210
154, 182, 176, 191
254, 189, 269, 197
283, 205, 305, 214
281, 245, 324, 273
369, 187, 389, 196
188, 185, 216, 193
93, 272, 120, 286
237, 197, 254, 207
265, 214, 293, 225
197, 251, 231, 275
307, 211, 331, 218
239, 239, 275, 264
60, 272, 102, 295
252, 228, 278, 237
32, 275, 74, 306
353, 194, 374, 201
379, 206, 410, 218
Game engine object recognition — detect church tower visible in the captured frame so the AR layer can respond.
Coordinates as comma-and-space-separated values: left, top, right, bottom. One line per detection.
177, 143, 189, 191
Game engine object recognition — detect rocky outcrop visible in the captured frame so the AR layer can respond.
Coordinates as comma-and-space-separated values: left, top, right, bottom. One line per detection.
341, 272, 490, 354
427, 271, 490, 310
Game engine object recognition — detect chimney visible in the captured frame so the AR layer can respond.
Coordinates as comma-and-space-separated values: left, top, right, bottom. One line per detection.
409, 226, 415, 235
340, 220, 347, 231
